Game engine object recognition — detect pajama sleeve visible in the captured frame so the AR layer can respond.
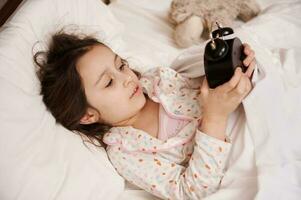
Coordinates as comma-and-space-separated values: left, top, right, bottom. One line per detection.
106, 130, 232, 200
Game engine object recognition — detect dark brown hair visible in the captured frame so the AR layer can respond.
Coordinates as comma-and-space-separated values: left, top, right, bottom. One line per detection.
34, 31, 140, 148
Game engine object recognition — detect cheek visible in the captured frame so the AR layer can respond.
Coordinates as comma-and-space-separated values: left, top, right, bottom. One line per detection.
104, 92, 146, 120
98, 90, 129, 112
100, 99, 130, 122
128, 68, 139, 80
84, 88, 113, 115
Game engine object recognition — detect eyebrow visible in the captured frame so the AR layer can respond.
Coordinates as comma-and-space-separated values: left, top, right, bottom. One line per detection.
94, 54, 119, 86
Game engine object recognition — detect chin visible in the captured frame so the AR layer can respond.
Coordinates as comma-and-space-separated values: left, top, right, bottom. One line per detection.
138, 93, 147, 108
130, 92, 147, 113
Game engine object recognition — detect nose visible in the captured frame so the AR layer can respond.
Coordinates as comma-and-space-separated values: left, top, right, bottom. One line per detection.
123, 75, 133, 87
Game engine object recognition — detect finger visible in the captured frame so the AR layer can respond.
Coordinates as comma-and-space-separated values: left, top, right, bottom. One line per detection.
219, 67, 243, 92
229, 75, 248, 99
243, 43, 250, 48
240, 76, 252, 98
243, 43, 251, 55
243, 50, 255, 66
200, 77, 209, 96
241, 78, 253, 100
244, 78, 253, 97
245, 59, 256, 78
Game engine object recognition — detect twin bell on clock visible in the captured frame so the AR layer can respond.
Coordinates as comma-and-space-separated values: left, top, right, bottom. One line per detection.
204, 22, 247, 88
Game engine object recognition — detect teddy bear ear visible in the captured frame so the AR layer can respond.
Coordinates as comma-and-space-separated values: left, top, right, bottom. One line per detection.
169, 1, 193, 24
169, 11, 192, 24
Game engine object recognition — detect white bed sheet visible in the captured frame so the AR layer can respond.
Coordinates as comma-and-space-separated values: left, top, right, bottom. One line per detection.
109, 0, 301, 199
0, 0, 126, 199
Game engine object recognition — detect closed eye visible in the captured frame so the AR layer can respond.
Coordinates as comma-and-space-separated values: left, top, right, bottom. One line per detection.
105, 79, 113, 88
119, 59, 128, 71
119, 63, 125, 71
105, 59, 128, 88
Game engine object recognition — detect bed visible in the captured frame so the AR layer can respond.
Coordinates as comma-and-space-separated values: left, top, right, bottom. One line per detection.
0, 0, 301, 199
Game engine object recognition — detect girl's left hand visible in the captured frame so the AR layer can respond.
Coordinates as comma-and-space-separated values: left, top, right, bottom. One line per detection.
242, 43, 256, 78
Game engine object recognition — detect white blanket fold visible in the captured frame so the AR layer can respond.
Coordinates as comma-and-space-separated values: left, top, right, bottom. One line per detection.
169, 1, 301, 199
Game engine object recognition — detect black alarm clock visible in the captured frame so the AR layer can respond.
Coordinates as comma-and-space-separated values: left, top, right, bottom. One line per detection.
204, 23, 247, 88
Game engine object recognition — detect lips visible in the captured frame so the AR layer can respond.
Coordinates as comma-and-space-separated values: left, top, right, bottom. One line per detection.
130, 85, 139, 98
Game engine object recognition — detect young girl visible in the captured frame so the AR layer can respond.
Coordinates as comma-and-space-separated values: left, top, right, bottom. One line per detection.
34, 31, 255, 200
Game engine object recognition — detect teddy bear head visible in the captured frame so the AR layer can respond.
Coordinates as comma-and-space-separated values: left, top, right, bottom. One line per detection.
169, 0, 261, 48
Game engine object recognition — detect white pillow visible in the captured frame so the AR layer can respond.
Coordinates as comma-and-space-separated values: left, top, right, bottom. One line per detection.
0, 0, 125, 199
109, 0, 183, 73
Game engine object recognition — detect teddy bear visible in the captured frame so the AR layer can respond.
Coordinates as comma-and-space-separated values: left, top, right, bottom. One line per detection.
169, 0, 261, 48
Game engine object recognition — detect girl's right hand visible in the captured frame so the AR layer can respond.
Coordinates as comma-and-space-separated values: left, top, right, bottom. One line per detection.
198, 67, 252, 121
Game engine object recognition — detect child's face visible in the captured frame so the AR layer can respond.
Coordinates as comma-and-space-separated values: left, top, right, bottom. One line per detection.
76, 44, 146, 126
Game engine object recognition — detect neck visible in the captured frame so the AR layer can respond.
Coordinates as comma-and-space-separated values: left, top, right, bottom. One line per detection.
132, 96, 158, 129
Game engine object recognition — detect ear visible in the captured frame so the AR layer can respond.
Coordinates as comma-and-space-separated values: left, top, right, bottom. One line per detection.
79, 107, 100, 125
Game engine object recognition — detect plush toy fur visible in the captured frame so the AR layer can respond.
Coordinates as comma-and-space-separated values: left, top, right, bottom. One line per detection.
169, 0, 261, 48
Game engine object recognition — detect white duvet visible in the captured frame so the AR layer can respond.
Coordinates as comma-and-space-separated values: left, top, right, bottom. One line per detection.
208, 3, 301, 199
214, 2, 301, 199
112, 0, 301, 199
